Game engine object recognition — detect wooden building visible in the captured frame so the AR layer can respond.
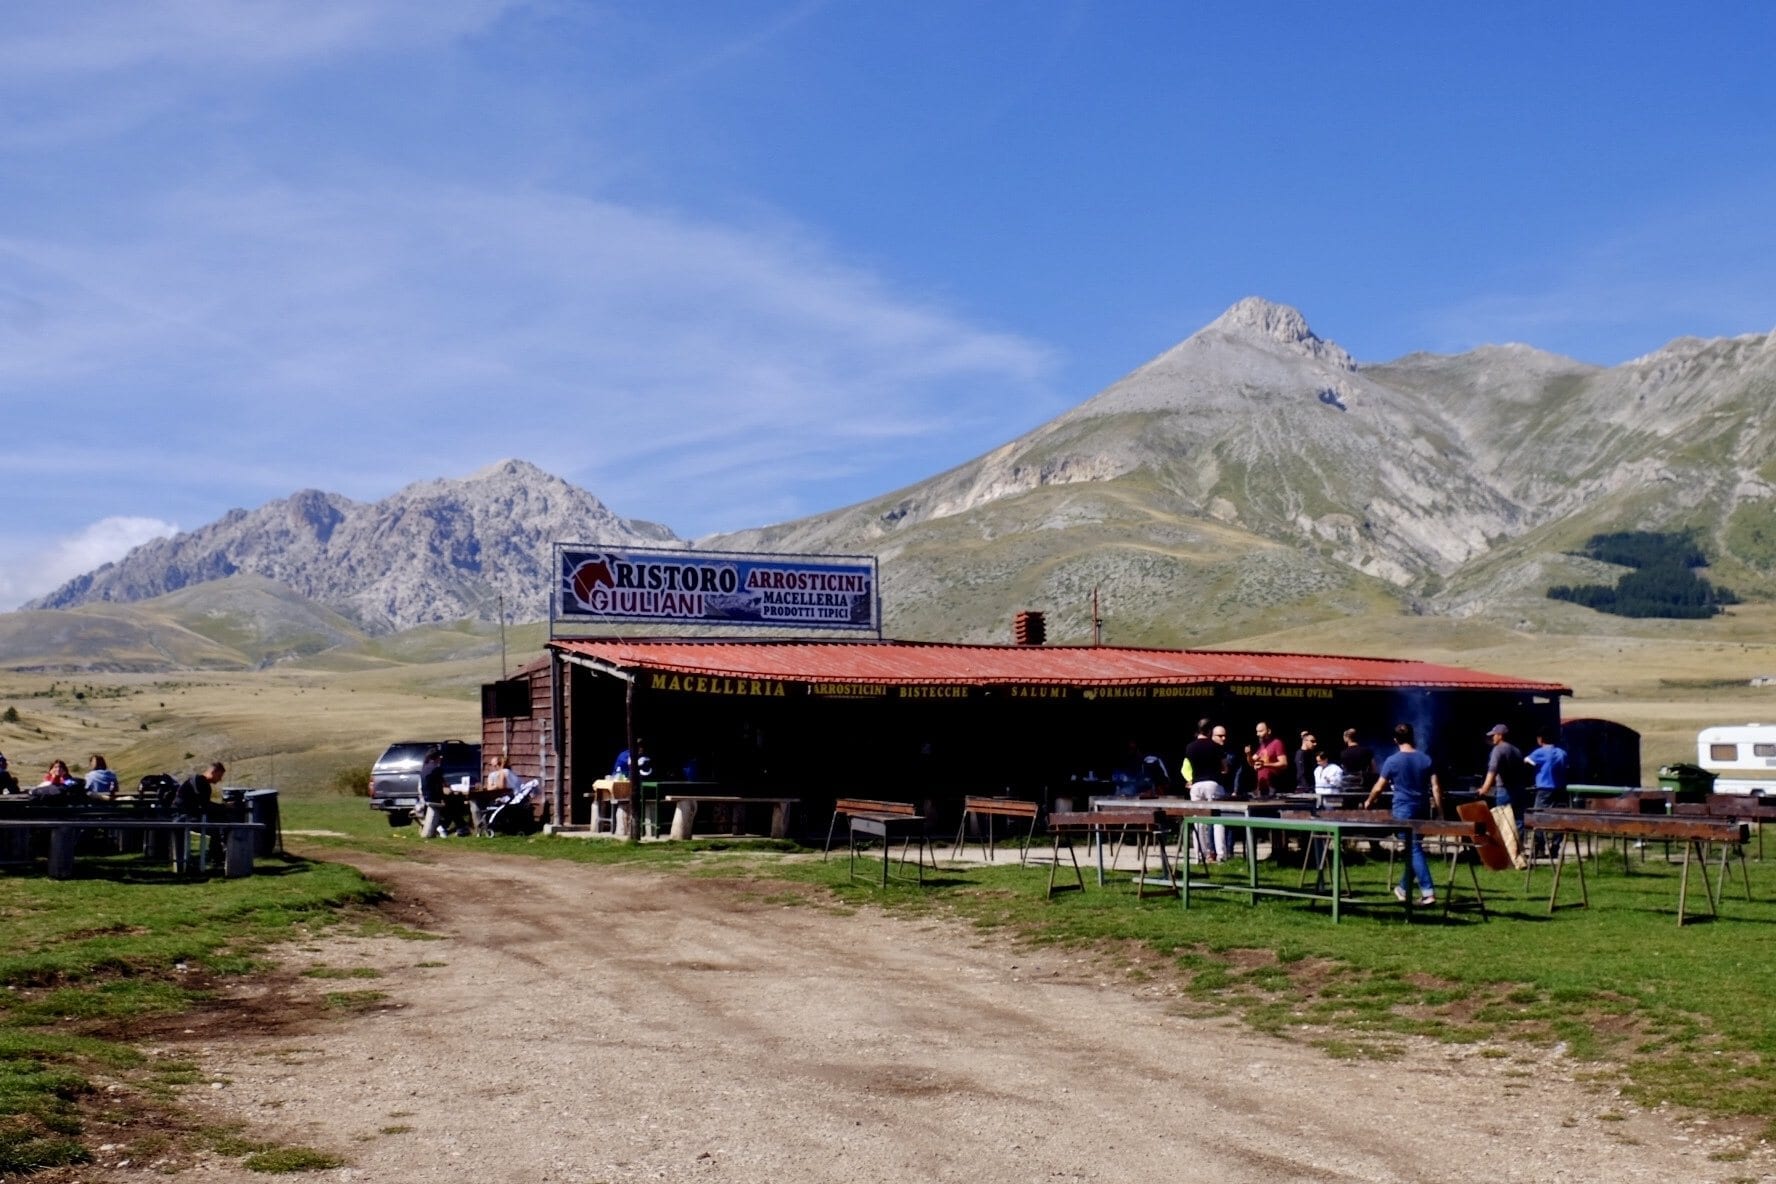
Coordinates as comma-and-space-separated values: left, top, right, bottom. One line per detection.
483, 638, 1570, 832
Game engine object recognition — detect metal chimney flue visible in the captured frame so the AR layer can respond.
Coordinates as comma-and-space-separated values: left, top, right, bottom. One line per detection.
1013, 610, 1046, 646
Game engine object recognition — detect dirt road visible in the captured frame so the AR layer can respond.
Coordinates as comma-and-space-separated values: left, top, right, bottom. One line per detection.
139, 848, 1756, 1182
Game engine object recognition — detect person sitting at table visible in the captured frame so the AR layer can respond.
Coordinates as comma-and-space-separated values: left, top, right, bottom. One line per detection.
31, 759, 84, 800
612, 740, 653, 781
0, 753, 19, 794
477, 754, 521, 836
172, 762, 225, 819
84, 754, 119, 798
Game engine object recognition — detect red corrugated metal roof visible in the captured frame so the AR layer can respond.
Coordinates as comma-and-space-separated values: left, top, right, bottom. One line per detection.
548, 638, 1569, 694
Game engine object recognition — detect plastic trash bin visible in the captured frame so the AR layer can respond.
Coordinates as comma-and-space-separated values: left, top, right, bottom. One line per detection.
1657, 763, 1717, 804
243, 789, 280, 856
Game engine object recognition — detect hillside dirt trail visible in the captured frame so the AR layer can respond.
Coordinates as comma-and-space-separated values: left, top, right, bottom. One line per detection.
102, 848, 1762, 1182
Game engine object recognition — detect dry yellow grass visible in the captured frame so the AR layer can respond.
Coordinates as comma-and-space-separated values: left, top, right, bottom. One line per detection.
0, 660, 486, 795
5, 607, 1774, 792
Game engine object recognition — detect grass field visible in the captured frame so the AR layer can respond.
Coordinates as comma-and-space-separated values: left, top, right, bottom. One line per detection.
0, 849, 381, 1173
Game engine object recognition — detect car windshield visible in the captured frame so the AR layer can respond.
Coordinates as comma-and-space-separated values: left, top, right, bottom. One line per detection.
375, 742, 480, 772
375, 744, 432, 770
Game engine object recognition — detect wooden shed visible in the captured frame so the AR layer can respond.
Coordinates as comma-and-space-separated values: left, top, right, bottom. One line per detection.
485, 638, 1570, 833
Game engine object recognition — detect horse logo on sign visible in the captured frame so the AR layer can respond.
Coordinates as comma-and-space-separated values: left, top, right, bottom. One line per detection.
566, 554, 616, 609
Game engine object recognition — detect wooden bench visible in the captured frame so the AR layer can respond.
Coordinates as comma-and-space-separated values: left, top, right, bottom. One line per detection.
824, 798, 917, 860
0, 819, 265, 879
662, 795, 798, 840
953, 796, 1041, 866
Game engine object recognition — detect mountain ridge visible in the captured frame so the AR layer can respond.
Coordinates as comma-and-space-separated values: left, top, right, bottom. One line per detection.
24, 298, 1776, 653
29, 459, 678, 633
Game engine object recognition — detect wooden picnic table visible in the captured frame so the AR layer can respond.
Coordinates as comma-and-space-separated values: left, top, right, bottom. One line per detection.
0, 817, 264, 878
662, 794, 799, 840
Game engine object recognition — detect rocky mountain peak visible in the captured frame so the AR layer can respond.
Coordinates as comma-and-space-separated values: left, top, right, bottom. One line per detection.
285, 489, 349, 543
1201, 297, 1356, 371
28, 460, 680, 633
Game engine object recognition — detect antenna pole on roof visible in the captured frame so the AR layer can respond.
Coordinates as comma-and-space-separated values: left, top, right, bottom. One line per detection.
1091, 586, 1102, 647
498, 593, 509, 680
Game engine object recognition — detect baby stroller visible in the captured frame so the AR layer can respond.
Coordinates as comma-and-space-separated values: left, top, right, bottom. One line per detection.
482, 779, 541, 836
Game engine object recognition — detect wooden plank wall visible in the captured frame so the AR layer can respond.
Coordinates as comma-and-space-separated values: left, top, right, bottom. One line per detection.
481, 660, 556, 820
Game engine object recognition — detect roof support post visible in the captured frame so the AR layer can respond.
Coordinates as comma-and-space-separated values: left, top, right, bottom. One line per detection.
624, 672, 640, 844
549, 648, 567, 829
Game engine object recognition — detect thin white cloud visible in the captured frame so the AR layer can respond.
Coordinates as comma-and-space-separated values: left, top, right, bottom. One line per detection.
1416, 182, 1776, 364
0, 517, 179, 609
0, 0, 518, 76
0, 174, 1058, 539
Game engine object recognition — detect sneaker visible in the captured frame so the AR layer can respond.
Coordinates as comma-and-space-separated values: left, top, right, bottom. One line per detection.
1393, 885, 1408, 903
1420, 893, 1437, 906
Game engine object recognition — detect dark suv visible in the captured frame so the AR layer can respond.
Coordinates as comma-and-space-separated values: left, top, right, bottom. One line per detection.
369, 740, 482, 826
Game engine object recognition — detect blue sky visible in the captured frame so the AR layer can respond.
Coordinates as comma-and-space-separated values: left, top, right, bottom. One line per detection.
4, 1, 1775, 608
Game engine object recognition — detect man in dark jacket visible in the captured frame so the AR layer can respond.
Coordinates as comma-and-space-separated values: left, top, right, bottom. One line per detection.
173, 762, 226, 820
419, 748, 448, 838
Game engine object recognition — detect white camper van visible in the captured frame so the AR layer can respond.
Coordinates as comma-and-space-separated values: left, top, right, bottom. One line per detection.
1697, 724, 1776, 795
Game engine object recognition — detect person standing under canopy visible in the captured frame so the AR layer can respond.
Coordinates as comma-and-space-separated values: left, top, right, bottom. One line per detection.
1250, 721, 1290, 799
1184, 719, 1233, 863
1364, 724, 1442, 906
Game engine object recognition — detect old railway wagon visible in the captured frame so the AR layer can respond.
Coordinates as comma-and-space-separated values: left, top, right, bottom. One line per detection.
480, 638, 1570, 832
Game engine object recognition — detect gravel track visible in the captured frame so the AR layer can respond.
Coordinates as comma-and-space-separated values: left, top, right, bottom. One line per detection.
95, 847, 1763, 1182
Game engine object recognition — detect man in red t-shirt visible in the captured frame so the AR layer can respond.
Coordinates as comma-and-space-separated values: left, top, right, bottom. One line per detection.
1251, 721, 1291, 797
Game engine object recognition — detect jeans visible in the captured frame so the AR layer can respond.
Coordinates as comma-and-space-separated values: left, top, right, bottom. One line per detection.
1189, 781, 1232, 859
1393, 801, 1435, 896
1531, 788, 1567, 856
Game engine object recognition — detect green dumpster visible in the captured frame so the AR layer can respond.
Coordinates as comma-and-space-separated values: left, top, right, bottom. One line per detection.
1657, 763, 1717, 804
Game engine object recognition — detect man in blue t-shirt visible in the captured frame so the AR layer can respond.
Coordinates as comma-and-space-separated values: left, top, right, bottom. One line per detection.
1525, 729, 1570, 859
1363, 723, 1443, 905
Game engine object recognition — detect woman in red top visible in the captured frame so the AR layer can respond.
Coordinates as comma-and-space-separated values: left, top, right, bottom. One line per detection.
43, 759, 73, 786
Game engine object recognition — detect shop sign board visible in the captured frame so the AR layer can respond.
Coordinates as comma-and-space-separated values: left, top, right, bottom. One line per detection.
555, 545, 879, 632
